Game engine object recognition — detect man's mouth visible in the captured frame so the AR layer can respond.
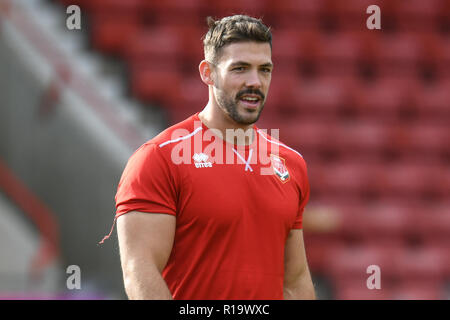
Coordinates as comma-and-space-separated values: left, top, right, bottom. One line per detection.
238, 94, 262, 109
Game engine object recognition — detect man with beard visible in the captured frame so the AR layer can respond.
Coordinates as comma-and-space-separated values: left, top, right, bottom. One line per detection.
113, 15, 315, 300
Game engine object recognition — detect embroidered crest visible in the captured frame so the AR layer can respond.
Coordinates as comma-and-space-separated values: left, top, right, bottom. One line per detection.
270, 154, 290, 183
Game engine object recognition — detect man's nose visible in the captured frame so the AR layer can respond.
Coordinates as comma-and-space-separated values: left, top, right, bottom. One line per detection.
245, 70, 262, 88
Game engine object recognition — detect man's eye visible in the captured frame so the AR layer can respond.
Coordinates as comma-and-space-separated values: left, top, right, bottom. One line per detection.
261, 68, 272, 73
233, 67, 245, 71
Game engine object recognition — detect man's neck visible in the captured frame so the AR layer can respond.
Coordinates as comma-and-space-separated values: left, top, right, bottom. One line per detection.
198, 101, 255, 146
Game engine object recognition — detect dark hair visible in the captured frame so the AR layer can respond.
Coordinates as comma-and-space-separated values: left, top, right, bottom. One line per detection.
203, 15, 272, 63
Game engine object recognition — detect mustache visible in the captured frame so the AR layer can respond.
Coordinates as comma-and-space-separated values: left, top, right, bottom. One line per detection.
236, 89, 265, 101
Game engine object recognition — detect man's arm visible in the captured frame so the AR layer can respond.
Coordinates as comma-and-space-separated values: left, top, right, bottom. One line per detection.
283, 229, 316, 299
117, 211, 176, 300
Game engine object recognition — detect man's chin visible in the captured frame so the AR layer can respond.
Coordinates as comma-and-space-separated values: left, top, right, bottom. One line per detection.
234, 109, 262, 125
219, 100, 264, 125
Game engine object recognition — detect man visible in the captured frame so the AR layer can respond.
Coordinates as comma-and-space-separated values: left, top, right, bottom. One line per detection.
114, 15, 315, 300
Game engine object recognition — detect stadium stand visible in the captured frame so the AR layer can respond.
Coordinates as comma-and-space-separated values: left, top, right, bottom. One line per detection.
1, 0, 448, 299
55, 0, 449, 299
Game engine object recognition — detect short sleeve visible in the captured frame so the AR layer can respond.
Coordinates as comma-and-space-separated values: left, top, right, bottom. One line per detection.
115, 143, 178, 218
292, 158, 310, 229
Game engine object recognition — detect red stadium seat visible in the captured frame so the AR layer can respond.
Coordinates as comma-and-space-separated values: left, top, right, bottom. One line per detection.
143, 0, 204, 12
128, 25, 204, 73
438, 41, 450, 78
325, 0, 394, 31
325, 0, 388, 17
268, 0, 325, 28
413, 81, 450, 120
90, 15, 141, 56
280, 120, 335, 157
373, 33, 423, 78
303, 233, 341, 274
142, 0, 205, 26
292, 77, 348, 118
325, 243, 401, 287
398, 122, 449, 160
347, 121, 393, 157
333, 121, 389, 157
272, 30, 322, 79
416, 33, 446, 77
392, 246, 448, 283
169, 76, 208, 124
271, 30, 308, 70
123, 27, 182, 66
59, 0, 142, 15
311, 161, 384, 199
88, 0, 142, 15
376, 162, 445, 200
264, 72, 301, 116
174, 25, 205, 72
334, 280, 392, 300
297, 121, 392, 163
353, 77, 420, 121
414, 203, 450, 244
360, 202, 413, 240
210, 0, 269, 20
327, 207, 367, 241
391, 281, 445, 300
130, 64, 182, 106
330, 201, 414, 244
393, 0, 446, 32
315, 32, 364, 77
419, 239, 450, 277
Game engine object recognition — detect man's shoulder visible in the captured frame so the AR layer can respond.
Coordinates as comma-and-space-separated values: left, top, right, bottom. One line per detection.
143, 113, 201, 151
256, 128, 306, 166
123, 113, 200, 168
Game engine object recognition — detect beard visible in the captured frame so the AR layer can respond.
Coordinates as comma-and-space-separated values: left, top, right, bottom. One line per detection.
214, 86, 266, 125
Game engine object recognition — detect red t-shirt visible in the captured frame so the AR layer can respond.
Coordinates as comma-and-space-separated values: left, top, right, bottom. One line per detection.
115, 113, 310, 299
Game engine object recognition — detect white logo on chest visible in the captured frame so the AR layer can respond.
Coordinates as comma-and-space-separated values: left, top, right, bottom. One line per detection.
193, 153, 213, 168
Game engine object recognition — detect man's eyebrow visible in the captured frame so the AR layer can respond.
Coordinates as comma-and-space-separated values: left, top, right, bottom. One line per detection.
229, 61, 251, 68
260, 62, 273, 68
229, 61, 273, 68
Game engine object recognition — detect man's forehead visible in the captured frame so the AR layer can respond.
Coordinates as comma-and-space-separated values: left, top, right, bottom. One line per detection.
218, 41, 272, 66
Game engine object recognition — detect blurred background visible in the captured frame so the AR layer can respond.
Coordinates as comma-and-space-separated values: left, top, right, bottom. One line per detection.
0, 0, 449, 299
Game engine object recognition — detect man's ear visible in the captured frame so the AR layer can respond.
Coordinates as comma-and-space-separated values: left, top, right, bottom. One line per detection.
199, 60, 215, 86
